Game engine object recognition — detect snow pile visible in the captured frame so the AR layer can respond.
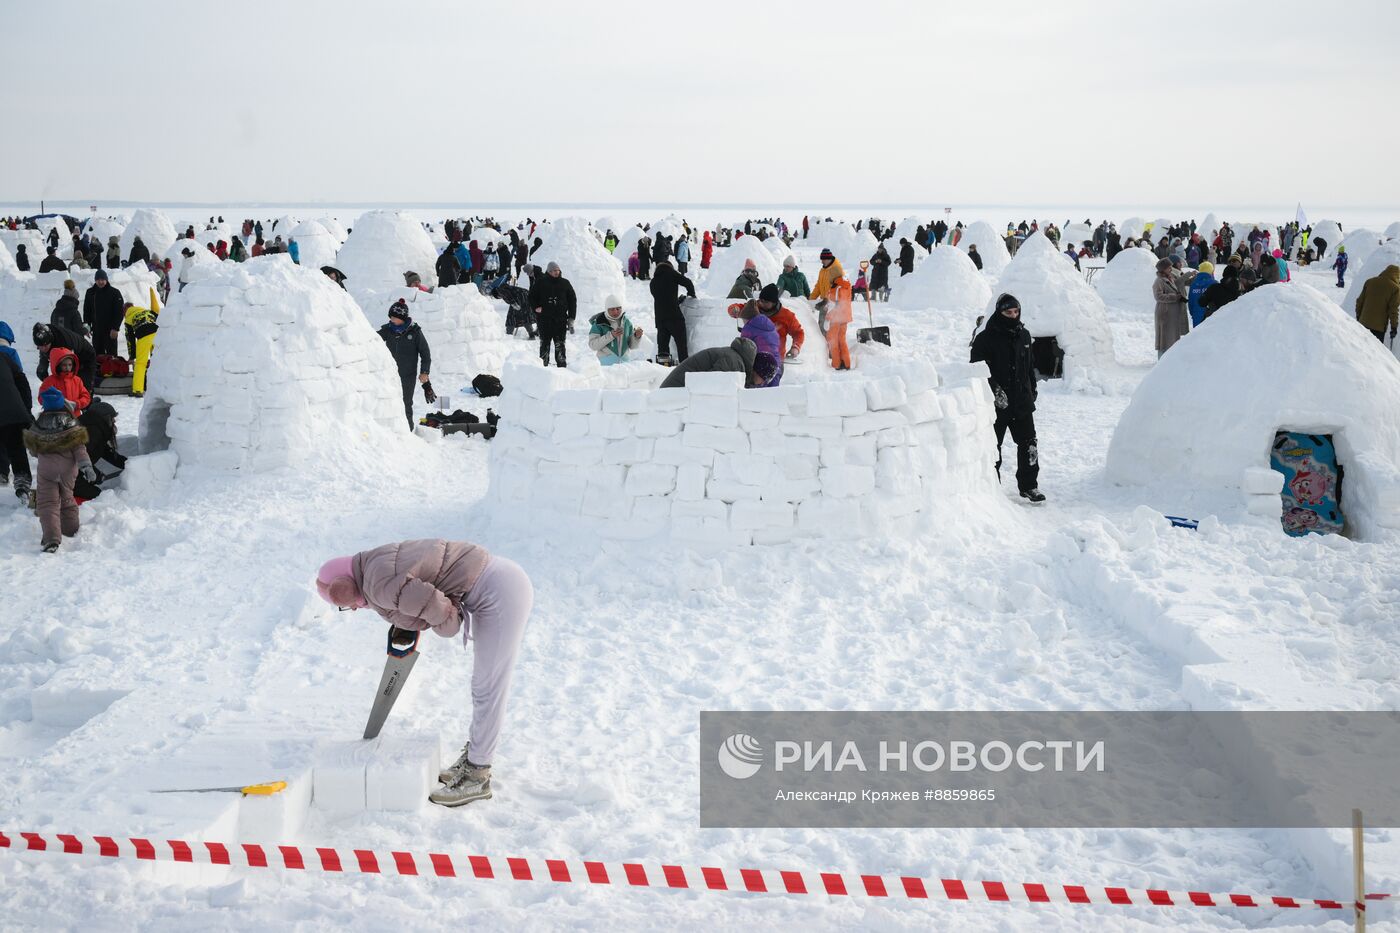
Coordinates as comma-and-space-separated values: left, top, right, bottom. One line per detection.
119, 208, 178, 263
1094, 247, 1159, 314
335, 210, 439, 311
488, 357, 998, 546
1106, 283, 1400, 539
529, 217, 627, 318
288, 219, 340, 270
1340, 239, 1400, 320
82, 216, 126, 255
888, 243, 993, 313
703, 235, 782, 298
380, 284, 510, 387
1062, 222, 1092, 249
138, 255, 403, 474
987, 232, 1114, 383
1338, 228, 1383, 269
957, 221, 1010, 275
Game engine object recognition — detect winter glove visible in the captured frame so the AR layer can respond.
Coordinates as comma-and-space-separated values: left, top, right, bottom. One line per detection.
79, 463, 98, 483
421, 380, 437, 404
993, 385, 1009, 410
785, 347, 799, 359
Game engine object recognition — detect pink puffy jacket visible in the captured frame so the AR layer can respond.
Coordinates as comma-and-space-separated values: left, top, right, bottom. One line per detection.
351, 539, 491, 637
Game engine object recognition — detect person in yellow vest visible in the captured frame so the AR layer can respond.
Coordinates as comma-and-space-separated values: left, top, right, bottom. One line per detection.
122, 287, 161, 396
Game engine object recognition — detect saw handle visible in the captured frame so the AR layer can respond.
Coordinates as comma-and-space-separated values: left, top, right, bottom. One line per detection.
387, 626, 419, 657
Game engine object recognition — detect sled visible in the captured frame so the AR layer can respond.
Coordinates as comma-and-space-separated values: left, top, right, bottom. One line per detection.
94, 376, 133, 396
1271, 431, 1345, 537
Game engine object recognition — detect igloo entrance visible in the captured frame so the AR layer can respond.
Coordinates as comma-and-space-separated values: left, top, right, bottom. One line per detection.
1272, 431, 1346, 537
1032, 337, 1064, 380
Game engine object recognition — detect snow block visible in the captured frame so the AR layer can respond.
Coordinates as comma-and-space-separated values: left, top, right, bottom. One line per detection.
739, 386, 797, 414
731, 500, 794, 530
625, 463, 678, 496
636, 412, 683, 437
864, 376, 909, 411
551, 388, 602, 414
738, 411, 781, 432
518, 398, 555, 437
682, 423, 749, 453
714, 453, 777, 485
684, 394, 740, 428
551, 415, 591, 444
797, 497, 864, 535
589, 411, 636, 440
845, 435, 878, 467
508, 361, 574, 400
897, 391, 945, 424
554, 437, 607, 466
646, 387, 691, 411
707, 479, 764, 502
654, 435, 718, 466
120, 450, 178, 496
602, 389, 648, 414
1242, 467, 1285, 495
239, 768, 313, 841
935, 361, 989, 387
777, 454, 820, 480
675, 462, 709, 500
602, 437, 655, 465
687, 371, 744, 396
1245, 493, 1283, 517
364, 735, 441, 812
892, 359, 941, 395
779, 416, 843, 439
819, 465, 877, 498
751, 431, 820, 458
843, 410, 906, 437
806, 381, 869, 418
312, 741, 371, 813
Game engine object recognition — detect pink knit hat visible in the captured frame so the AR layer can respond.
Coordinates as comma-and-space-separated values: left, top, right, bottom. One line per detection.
316, 555, 365, 608
743, 258, 757, 271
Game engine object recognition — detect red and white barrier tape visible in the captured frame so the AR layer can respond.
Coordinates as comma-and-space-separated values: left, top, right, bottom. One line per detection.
2, 830, 1388, 913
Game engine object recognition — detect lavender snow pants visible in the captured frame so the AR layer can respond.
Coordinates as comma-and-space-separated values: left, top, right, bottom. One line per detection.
460, 556, 534, 765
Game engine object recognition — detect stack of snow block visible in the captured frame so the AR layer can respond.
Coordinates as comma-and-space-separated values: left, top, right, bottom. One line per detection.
137, 255, 406, 473
1241, 467, 1284, 517
312, 735, 441, 813
378, 283, 510, 387
489, 358, 999, 546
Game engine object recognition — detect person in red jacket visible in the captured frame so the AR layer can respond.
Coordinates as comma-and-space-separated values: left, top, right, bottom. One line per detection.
701, 230, 713, 270
755, 284, 804, 359
38, 348, 91, 416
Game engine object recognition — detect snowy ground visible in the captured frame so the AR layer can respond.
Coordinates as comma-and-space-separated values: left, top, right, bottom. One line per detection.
1, 248, 1396, 930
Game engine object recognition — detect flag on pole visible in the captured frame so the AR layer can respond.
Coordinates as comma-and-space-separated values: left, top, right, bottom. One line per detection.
1295, 203, 1309, 227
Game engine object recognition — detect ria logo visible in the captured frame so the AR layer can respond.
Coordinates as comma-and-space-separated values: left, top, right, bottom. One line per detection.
717, 733, 764, 779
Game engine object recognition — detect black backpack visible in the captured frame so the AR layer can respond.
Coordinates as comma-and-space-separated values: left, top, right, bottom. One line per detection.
472, 373, 503, 397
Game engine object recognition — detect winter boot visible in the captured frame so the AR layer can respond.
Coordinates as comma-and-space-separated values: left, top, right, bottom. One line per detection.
42, 542, 58, 553
1019, 488, 1046, 503
429, 760, 492, 808
438, 743, 476, 784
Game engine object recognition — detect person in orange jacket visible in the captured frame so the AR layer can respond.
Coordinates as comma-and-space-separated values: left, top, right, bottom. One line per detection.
822, 276, 854, 370
38, 347, 91, 416
755, 284, 804, 359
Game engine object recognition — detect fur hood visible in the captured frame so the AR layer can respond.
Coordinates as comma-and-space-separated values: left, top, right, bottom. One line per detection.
24, 413, 88, 455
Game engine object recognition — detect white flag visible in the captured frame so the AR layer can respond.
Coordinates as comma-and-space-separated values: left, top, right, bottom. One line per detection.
1295, 203, 1309, 227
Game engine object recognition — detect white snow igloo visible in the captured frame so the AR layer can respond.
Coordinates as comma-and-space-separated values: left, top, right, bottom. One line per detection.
888, 242, 992, 313
138, 255, 404, 473
985, 232, 1114, 383
704, 234, 783, 298
528, 217, 627, 319
376, 283, 510, 388
288, 219, 340, 270
1340, 240, 1400, 322
1105, 283, 1400, 539
957, 221, 1011, 276
1094, 246, 1160, 314
119, 208, 178, 263
336, 210, 439, 310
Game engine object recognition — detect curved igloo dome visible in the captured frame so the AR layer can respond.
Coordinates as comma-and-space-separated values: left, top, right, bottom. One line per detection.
119, 208, 178, 264
1105, 283, 1400, 539
888, 242, 992, 313
1094, 246, 1160, 314
957, 220, 1011, 275
1338, 229, 1383, 269
1340, 240, 1400, 324
529, 217, 627, 317
703, 233, 782, 298
336, 210, 439, 309
288, 219, 340, 270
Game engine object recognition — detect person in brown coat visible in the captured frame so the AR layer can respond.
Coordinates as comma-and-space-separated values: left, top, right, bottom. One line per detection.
1354, 265, 1400, 343
1153, 258, 1190, 357
315, 539, 534, 810
24, 387, 95, 552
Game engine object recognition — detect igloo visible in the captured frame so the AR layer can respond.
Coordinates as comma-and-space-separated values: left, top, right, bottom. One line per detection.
138, 255, 404, 474
1094, 247, 1160, 314
612, 225, 646, 265
318, 216, 350, 245
1386, 222, 1400, 240
82, 216, 126, 261
288, 220, 340, 270
957, 221, 1010, 275
1337, 229, 1383, 269
120, 209, 178, 264
1340, 240, 1400, 318
762, 235, 795, 268
1119, 217, 1145, 241
1309, 220, 1343, 253
888, 243, 992, 313
985, 232, 1114, 384
375, 284, 510, 389
1105, 284, 1400, 539
529, 218, 628, 318
335, 210, 439, 311
164, 236, 221, 274
1062, 222, 1092, 249
704, 235, 782, 299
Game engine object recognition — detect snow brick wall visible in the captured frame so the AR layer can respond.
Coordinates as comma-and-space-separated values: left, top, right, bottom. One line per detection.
378, 283, 510, 387
487, 358, 999, 547
138, 255, 404, 473
0, 265, 161, 363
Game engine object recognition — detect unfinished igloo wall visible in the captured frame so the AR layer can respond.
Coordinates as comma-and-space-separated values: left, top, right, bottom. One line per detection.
374, 284, 510, 389
138, 255, 405, 473
487, 357, 1000, 547
0, 265, 160, 366
1105, 284, 1400, 539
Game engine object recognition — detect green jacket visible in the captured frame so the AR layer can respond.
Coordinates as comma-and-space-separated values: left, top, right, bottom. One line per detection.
1356, 265, 1400, 333
587, 311, 639, 361
776, 268, 810, 298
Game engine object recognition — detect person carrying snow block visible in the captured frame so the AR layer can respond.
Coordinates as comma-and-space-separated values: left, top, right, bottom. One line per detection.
659, 337, 776, 389
588, 294, 643, 366
24, 387, 95, 552
970, 293, 1044, 503
529, 261, 576, 367
1332, 246, 1348, 289
38, 348, 91, 417
378, 299, 432, 430
315, 540, 534, 809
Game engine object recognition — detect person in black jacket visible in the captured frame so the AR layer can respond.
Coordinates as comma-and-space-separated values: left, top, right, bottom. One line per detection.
33, 322, 97, 390
52, 280, 84, 335
74, 398, 126, 500
435, 245, 461, 288
970, 293, 1044, 502
0, 340, 34, 499
39, 245, 66, 273
897, 238, 915, 276
14, 244, 30, 272
83, 269, 126, 356
528, 262, 577, 367
377, 299, 431, 430
492, 282, 536, 338
649, 258, 697, 362
127, 236, 151, 267
1199, 263, 1241, 319
967, 244, 983, 271
869, 244, 892, 300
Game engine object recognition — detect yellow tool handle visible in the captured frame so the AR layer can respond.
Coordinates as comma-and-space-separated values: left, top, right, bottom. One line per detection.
240, 781, 287, 796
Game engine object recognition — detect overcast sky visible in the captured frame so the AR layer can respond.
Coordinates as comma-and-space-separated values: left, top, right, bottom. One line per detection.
4, 0, 1398, 208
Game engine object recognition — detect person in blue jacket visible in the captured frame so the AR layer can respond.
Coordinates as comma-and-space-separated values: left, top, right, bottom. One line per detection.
288, 237, 301, 265
453, 240, 473, 281
1331, 246, 1348, 288
1187, 261, 1216, 328
674, 237, 691, 274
